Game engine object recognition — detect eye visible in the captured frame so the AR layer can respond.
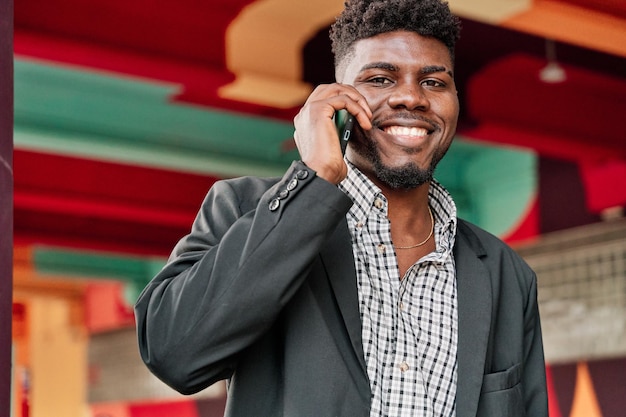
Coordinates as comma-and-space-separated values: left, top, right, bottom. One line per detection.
421, 79, 446, 88
368, 76, 393, 86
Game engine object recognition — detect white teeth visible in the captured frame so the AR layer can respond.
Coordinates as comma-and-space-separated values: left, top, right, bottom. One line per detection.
384, 126, 428, 137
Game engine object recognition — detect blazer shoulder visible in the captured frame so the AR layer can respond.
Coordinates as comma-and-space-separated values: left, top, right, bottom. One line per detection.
457, 218, 515, 253
456, 218, 535, 279
217, 175, 280, 197
201, 175, 280, 213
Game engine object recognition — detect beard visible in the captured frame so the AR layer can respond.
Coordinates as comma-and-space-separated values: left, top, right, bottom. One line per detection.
353, 133, 449, 190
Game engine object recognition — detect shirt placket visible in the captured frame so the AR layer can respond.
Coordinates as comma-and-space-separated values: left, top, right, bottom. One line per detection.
342, 169, 459, 417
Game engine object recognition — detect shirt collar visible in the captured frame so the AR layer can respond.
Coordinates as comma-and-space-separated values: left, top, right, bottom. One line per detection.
339, 161, 458, 248
429, 178, 458, 254
339, 161, 387, 221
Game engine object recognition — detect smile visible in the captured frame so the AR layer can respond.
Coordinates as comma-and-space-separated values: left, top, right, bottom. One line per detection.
383, 126, 429, 138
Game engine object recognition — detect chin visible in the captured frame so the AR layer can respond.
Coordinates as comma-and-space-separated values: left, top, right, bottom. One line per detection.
349, 135, 444, 189
373, 161, 434, 189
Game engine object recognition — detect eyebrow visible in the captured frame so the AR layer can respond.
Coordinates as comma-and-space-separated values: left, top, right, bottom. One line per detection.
422, 65, 454, 78
360, 62, 399, 72
359, 62, 453, 78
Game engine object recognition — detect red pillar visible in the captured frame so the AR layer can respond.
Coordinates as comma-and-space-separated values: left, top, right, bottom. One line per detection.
0, 0, 14, 414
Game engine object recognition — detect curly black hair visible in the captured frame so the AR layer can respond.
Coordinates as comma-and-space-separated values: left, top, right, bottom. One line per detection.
330, 0, 461, 70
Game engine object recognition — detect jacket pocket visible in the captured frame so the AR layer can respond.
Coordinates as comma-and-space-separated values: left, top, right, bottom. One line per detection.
481, 363, 522, 393
476, 363, 525, 417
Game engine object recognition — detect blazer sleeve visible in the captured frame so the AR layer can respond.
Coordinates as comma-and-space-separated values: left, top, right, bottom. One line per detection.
134, 161, 353, 394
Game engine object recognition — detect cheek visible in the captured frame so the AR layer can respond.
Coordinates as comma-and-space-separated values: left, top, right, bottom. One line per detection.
356, 89, 384, 112
431, 97, 459, 130
444, 95, 460, 121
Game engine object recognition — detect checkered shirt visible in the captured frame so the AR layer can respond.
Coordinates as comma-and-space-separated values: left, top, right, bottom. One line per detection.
339, 163, 458, 417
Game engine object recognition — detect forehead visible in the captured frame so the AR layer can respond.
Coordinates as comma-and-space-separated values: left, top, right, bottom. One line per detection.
341, 31, 452, 78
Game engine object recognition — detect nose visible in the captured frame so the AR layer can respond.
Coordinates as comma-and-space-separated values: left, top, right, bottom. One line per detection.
387, 82, 429, 111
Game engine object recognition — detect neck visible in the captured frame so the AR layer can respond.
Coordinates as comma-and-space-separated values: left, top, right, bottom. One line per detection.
381, 181, 431, 222
380, 182, 433, 252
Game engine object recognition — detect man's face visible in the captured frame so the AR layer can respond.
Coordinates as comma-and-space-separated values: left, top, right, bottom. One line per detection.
339, 30, 459, 189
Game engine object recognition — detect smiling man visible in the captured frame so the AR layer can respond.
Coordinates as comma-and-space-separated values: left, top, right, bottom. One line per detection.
135, 1, 548, 416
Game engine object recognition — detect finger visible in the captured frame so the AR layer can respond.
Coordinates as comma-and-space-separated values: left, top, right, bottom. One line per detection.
331, 85, 373, 128
342, 99, 372, 130
305, 84, 371, 119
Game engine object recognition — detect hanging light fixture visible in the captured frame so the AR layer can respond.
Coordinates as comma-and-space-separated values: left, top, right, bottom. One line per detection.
540, 39, 567, 83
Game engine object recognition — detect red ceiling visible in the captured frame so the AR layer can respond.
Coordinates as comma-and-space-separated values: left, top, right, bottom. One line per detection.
14, 0, 257, 67
467, 53, 626, 161
14, 150, 218, 255
14, 0, 626, 129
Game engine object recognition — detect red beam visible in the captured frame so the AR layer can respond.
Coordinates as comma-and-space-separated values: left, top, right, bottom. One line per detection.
14, 150, 220, 255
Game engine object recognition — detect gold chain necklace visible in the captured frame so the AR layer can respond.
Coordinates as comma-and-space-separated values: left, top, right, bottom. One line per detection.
393, 207, 434, 250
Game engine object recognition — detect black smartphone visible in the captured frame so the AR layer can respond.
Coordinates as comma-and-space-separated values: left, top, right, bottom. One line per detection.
334, 110, 354, 155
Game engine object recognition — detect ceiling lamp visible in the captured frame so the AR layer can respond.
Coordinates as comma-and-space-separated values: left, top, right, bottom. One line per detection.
539, 39, 567, 83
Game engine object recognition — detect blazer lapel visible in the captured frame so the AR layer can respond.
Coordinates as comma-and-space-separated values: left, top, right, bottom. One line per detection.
454, 223, 493, 417
319, 219, 368, 375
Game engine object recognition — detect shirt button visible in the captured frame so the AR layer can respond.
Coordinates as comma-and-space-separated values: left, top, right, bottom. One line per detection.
296, 169, 309, 180
374, 198, 384, 209
287, 178, 298, 191
399, 362, 410, 372
399, 302, 405, 311
356, 221, 364, 229
377, 244, 386, 254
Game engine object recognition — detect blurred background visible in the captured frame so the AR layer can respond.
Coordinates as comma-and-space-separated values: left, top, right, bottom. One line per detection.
4, 0, 626, 415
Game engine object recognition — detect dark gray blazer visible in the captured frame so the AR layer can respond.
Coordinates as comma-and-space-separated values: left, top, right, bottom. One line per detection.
135, 161, 548, 417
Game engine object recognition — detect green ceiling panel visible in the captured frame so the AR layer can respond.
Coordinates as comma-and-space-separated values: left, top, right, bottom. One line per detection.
435, 138, 537, 237
14, 58, 298, 177
14, 124, 293, 177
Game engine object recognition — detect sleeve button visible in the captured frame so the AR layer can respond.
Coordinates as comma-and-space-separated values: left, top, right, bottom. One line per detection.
296, 169, 309, 180
278, 189, 289, 199
287, 178, 298, 191
269, 199, 280, 211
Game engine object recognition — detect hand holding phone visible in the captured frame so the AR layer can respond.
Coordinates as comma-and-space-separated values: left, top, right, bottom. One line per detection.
293, 83, 371, 184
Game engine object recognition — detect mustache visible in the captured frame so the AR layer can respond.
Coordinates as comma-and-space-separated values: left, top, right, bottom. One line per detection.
372, 112, 441, 133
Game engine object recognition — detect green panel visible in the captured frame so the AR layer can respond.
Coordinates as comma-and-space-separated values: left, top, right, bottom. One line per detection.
14, 125, 291, 177
33, 246, 166, 304
435, 138, 537, 237
14, 58, 298, 176
464, 144, 537, 237
434, 139, 482, 221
